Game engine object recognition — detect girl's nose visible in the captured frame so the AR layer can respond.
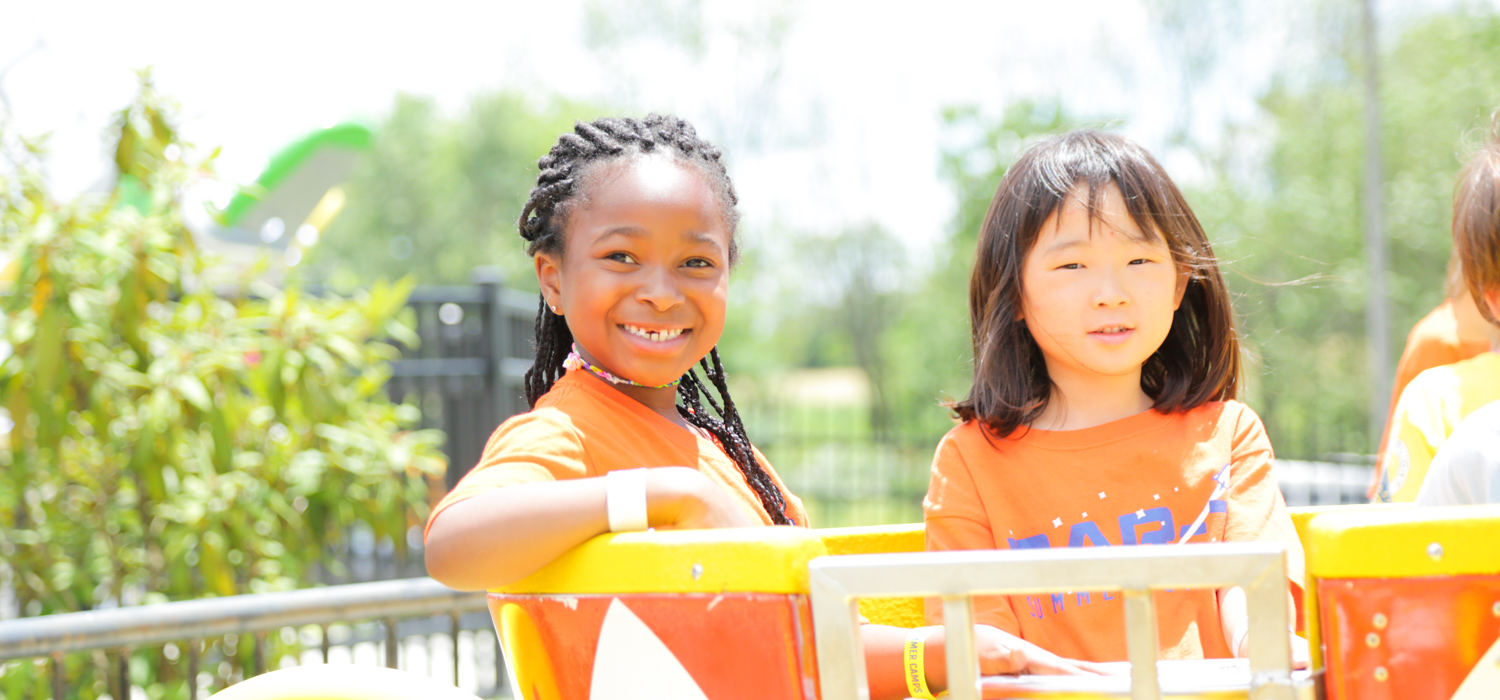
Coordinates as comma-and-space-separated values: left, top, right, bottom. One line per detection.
636, 265, 685, 311
1093, 270, 1129, 307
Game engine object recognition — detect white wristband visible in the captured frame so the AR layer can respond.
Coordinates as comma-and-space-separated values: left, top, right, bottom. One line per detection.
606, 468, 650, 533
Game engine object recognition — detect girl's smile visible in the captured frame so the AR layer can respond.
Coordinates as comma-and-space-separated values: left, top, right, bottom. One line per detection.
536, 154, 731, 402
621, 324, 687, 343
1087, 324, 1136, 345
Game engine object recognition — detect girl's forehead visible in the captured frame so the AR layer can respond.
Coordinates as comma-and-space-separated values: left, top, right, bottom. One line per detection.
565, 154, 730, 246
585, 154, 705, 200
1040, 182, 1161, 245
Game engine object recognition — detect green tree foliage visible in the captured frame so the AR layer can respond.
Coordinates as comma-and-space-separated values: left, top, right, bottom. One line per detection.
302, 92, 600, 288
1192, 8, 1500, 457
723, 102, 1077, 443
879, 102, 1078, 438
0, 74, 443, 698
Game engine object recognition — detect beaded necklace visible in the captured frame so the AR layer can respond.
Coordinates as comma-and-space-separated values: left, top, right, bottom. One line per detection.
563, 344, 684, 389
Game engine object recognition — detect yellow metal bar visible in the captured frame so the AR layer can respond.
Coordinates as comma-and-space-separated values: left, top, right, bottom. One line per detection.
1305, 505, 1500, 579
493, 528, 828, 595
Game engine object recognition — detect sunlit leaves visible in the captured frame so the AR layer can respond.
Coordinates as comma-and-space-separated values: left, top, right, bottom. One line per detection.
0, 70, 446, 698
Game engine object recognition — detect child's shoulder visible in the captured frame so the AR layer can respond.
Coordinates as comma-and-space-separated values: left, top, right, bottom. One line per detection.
1178, 399, 1268, 439
492, 404, 584, 446
939, 419, 999, 449
1408, 350, 1500, 395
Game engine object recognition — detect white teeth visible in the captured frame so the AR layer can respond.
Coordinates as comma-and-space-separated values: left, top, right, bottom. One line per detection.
1097, 326, 1129, 334
624, 325, 684, 342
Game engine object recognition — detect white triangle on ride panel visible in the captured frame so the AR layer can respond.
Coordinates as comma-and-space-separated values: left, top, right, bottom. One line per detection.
1452, 634, 1500, 699
589, 598, 709, 700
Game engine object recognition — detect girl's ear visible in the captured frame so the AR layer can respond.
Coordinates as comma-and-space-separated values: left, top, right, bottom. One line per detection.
536, 252, 564, 313
1173, 264, 1191, 310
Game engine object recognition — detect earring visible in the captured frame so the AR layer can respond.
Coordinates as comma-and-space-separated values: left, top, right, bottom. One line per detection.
550, 304, 560, 315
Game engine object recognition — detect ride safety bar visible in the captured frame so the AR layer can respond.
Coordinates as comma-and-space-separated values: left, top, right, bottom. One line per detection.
808, 542, 1308, 700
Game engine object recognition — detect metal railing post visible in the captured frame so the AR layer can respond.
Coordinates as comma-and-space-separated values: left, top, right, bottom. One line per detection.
253, 631, 266, 676
450, 612, 461, 686
385, 618, 399, 669
1122, 589, 1162, 700
51, 651, 64, 699
188, 640, 199, 700
117, 647, 130, 699
941, 596, 979, 700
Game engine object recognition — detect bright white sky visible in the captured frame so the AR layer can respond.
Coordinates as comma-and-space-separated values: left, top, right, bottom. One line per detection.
1, 0, 1488, 259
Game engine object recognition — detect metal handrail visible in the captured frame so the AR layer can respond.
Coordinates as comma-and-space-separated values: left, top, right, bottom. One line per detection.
808, 542, 1309, 700
0, 577, 492, 700
0, 577, 485, 660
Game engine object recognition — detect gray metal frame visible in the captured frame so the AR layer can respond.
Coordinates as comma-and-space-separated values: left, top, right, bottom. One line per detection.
808, 542, 1306, 700
0, 578, 491, 699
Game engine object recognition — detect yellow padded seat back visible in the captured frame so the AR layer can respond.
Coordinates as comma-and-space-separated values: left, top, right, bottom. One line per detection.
816, 523, 926, 628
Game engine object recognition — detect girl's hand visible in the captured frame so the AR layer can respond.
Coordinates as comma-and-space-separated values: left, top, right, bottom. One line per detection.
645, 466, 760, 530
974, 625, 1114, 676
922, 624, 1111, 693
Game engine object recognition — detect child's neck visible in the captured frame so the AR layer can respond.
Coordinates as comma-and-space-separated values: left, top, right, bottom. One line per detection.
571, 345, 695, 431
1032, 368, 1155, 431
612, 383, 694, 430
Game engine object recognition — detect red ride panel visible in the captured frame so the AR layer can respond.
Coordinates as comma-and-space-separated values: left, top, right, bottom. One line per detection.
490, 592, 818, 700
1319, 574, 1500, 700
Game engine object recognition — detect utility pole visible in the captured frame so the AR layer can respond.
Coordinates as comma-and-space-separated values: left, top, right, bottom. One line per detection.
1361, 0, 1392, 452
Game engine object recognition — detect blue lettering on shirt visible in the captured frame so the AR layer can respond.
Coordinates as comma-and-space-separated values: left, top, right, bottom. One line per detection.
1118, 506, 1177, 545
1008, 533, 1052, 550
1027, 596, 1046, 619
1068, 521, 1111, 547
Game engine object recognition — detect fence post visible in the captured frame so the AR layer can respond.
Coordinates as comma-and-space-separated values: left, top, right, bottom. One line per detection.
471, 267, 508, 489
385, 618, 399, 669
51, 652, 65, 699
474, 266, 511, 407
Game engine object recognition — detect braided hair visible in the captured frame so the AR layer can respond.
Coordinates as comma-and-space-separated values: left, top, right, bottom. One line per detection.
517, 114, 794, 526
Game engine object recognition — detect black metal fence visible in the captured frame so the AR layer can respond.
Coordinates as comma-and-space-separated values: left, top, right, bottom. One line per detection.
387, 270, 536, 491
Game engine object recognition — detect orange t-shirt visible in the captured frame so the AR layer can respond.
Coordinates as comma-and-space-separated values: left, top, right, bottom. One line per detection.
1371, 299, 1490, 497
425, 369, 808, 541
923, 401, 1305, 662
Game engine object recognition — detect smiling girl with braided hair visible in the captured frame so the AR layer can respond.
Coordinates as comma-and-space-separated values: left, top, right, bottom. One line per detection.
424, 115, 1044, 699
425, 115, 804, 593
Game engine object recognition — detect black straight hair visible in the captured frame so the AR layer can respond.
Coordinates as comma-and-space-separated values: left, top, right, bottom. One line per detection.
954, 129, 1241, 438
515, 114, 793, 526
